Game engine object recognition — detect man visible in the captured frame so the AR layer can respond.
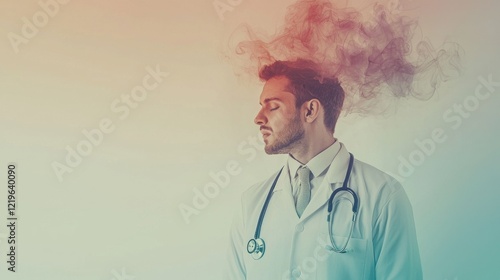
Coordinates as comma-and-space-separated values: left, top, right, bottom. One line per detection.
225, 60, 422, 279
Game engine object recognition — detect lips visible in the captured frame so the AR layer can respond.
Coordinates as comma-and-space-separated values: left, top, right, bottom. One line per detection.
260, 129, 271, 137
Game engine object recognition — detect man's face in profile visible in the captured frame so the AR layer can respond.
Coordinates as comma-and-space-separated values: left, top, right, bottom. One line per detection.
254, 76, 305, 155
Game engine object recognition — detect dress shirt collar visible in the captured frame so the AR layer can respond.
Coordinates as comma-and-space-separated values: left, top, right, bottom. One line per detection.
287, 139, 341, 180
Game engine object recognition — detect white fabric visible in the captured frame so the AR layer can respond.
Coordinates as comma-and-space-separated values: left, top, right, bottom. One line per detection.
225, 141, 422, 280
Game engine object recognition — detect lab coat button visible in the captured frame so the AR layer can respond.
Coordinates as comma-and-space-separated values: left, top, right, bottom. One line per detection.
291, 268, 302, 278
295, 224, 304, 232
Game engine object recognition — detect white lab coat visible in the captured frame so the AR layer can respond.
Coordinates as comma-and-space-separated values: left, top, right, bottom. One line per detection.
225, 142, 422, 280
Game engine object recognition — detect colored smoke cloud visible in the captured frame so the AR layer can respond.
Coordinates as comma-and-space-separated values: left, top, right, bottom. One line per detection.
228, 0, 463, 115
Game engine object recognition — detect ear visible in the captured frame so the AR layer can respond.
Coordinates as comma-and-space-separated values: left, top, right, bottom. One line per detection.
303, 99, 321, 123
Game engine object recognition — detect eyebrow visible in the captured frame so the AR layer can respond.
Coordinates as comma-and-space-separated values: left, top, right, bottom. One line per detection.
259, 97, 282, 106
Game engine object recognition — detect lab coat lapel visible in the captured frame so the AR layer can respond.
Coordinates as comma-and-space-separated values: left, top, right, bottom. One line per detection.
273, 161, 300, 222
299, 143, 351, 221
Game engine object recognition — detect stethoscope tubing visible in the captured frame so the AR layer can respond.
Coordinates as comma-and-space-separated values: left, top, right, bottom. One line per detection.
327, 153, 358, 215
253, 168, 283, 239
248, 152, 357, 259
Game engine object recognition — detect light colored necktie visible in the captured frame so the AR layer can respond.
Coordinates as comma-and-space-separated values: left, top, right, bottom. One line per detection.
295, 165, 311, 217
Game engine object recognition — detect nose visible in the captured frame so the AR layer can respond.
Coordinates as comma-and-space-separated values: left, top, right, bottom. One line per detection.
254, 108, 266, 126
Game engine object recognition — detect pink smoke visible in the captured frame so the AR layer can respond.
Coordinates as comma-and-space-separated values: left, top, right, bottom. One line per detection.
229, 0, 462, 114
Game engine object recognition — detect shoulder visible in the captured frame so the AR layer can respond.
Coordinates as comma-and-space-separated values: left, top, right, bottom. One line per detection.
351, 158, 407, 215
352, 158, 403, 193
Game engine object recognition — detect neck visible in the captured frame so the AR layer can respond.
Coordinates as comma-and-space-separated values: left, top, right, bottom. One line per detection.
289, 132, 336, 164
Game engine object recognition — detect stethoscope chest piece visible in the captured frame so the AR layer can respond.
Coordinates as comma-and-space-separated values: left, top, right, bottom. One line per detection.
246, 152, 357, 260
247, 238, 265, 260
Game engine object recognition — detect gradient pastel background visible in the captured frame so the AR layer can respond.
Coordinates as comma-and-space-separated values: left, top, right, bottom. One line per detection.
0, 0, 499, 279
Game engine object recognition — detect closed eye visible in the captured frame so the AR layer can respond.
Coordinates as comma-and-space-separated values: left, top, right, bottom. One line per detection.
270, 106, 279, 111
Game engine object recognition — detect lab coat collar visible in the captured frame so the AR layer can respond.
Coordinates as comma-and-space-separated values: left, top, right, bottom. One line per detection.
325, 142, 351, 185
272, 142, 351, 221
271, 157, 302, 222
300, 142, 350, 220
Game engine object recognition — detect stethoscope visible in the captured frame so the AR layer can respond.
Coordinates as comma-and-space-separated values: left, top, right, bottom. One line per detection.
246, 153, 359, 260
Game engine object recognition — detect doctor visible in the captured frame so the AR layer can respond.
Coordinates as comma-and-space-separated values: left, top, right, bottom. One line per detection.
225, 60, 422, 280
